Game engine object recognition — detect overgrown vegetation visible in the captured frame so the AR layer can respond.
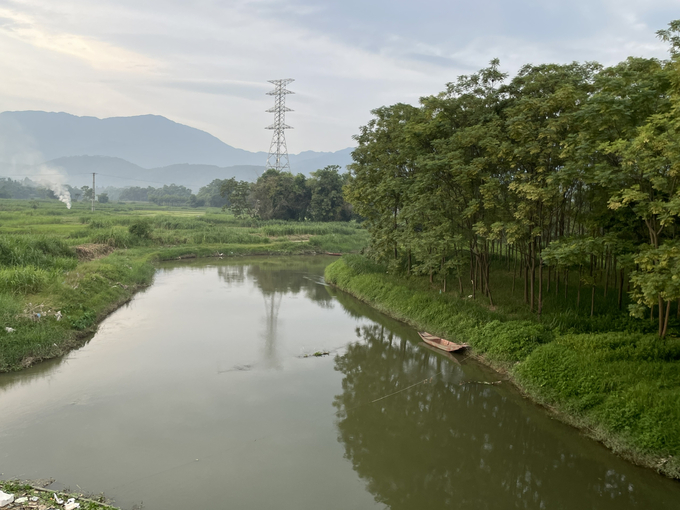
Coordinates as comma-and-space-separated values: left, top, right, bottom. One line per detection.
0, 199, 368, 372
345, 20, 680, 338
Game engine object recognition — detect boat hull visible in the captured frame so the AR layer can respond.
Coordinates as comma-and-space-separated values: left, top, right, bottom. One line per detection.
418, 332, 468, 352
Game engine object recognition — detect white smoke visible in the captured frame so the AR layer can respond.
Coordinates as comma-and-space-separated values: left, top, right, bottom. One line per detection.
0, 115, 71, 208
37, 164, 72, 209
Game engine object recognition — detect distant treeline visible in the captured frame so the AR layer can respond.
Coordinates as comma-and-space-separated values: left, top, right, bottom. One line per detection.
221, 165, 354, 221
346, 20, 680, 336
0, 177, 68, 201
0, 166, 354, 221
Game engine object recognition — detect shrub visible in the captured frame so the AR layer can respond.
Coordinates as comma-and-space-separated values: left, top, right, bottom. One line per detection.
471, 320, 554, 362
129, 219, 153, 238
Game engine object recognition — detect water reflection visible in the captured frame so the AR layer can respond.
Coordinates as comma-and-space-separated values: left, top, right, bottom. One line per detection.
244, 260, 334, 308
2, 257, 679, 510
216, 258, 335, 367
332, 324, 675, 510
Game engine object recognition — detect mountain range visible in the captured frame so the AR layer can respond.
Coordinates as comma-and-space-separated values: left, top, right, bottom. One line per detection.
0, 111, 354, 190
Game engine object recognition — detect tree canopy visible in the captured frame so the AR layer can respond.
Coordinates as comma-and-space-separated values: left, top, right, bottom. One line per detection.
344, 20, 680, 337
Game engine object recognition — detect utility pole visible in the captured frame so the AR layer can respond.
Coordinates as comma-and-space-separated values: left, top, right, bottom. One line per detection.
265, 79, 294, 172
92, 173, 95, 212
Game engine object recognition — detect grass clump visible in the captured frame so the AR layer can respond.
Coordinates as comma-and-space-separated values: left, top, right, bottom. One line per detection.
0, 266, 54, 294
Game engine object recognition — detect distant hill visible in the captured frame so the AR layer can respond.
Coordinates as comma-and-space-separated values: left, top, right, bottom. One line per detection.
39, 156, 261, 190
0, 111, 354, 189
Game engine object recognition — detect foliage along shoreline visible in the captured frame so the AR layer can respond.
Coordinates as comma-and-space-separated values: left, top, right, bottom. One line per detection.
324, 255, 680, 480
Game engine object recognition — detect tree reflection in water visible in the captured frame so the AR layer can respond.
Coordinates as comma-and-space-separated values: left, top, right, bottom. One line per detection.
332, 324, 669, 510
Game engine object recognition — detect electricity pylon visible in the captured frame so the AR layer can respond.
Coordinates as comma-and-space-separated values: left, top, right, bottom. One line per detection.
265, 79, 294, 171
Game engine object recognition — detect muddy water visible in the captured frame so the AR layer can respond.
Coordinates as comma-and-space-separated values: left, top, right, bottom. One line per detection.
1, 256, 679, 510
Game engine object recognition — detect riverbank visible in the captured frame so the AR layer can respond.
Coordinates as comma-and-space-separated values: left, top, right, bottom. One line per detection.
324, 255, 680, 480
0, 200, 368, 372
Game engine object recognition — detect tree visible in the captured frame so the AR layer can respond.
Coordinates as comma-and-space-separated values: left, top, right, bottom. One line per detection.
250, 169, 310, 220
346, 103, 422, 265
220, 178, 253, 218
307, 165, 349, 221
629, 243, 680, 337
80, 186, 93, 201
97, 192, 109, 203
502, 62, 599, 313
197, 179, 230, 208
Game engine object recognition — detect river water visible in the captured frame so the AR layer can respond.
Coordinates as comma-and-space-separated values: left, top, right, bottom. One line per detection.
1, 257, 679, 509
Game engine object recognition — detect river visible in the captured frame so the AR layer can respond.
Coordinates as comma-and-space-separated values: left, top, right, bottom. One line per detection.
1, 256, 678, 509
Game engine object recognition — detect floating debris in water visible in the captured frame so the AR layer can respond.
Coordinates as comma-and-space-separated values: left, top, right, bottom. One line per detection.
302, 351, 330, 358
218, 364, 254, 374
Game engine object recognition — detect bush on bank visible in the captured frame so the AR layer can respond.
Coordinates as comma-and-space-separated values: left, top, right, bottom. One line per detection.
324, 255, 680, 479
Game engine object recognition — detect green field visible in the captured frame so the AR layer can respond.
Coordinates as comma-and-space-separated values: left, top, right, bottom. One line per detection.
325, 255, 680, 480
0, 199, 368, 373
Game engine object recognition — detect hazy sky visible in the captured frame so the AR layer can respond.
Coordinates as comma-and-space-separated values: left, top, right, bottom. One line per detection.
0, 1, 675, 153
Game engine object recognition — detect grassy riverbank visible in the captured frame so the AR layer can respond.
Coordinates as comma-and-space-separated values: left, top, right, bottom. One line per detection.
324, 255, 680, 479
0, 199, 368, 372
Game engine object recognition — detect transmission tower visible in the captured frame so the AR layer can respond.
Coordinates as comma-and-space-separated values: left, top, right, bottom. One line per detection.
265, 79, 294, 171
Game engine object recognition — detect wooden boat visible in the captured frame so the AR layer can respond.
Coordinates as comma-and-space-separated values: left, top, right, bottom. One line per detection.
418, 332, 469, 352
419, 342, 461, 364
325, 252, 342, 256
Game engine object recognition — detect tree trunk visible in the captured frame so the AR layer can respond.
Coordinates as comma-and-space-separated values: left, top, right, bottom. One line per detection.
538, 256, 543, 316
590, 285, 595, 317
530, 239, 536, 312
512, 252, 517, 295
565, 269, 568, 300
472, 254, 476, 300
604, 251, 609, 298
442, 256, 446, 293
577, 266, 581, 309
659, 295, 664, 337
524, 260, 529, 305
618, 269, 624, 310
662, 299, 671, 339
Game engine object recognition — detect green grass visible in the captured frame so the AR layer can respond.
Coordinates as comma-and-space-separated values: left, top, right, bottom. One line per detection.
0, 198, 368, 372
324, 254, 680, 479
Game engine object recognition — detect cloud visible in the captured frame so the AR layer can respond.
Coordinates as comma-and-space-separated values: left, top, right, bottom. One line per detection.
161, 80, 270, 100
0, 0, 675, 153
0, 6, 156, 72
